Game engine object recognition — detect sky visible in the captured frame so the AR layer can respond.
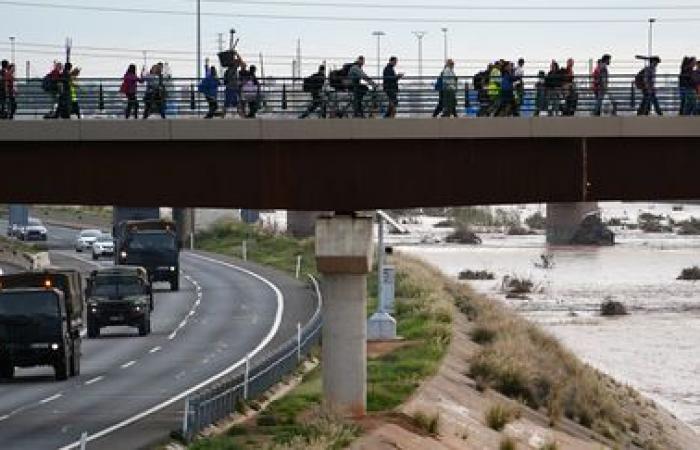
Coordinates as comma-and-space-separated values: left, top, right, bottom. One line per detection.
1, 0, 699, 78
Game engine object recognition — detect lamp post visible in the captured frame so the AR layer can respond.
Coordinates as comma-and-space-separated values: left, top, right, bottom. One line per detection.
372, 31, 385, 79
441, 27, 448, 63
9, 36, 15, 64
412, 31, 427, 80
196, 0, 201, 80
647, 18, 656, 59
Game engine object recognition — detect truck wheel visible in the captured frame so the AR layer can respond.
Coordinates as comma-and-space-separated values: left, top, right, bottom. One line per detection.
87, 320, 100, 339
0, 361, 14, 379
54, 353, 69, 381
69, 340, 81, 377
170, 275, 179, 292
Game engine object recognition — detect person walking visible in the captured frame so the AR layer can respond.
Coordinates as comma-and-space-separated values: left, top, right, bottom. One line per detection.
513, 58, 525, 116
679, 57, 697, 116
348, 56, 376, 118
57, 62, 73, 119
0, 60, 7, 119
486, 61, 502, 116
4, 63, 17, 120
440, 59, 458, 118
592, 54, 617, 116
534, 70, 547, 116
241, 64, 260, 118
637, 56, 662, 116
120, 64, 144, 119
382, 56, 403, 118
545, 60, 563, 116
223, 52, 243, 118
43, 62, 63, 119
143, 63, 166, 119
561, 58, 578, 116
300, 64, 326, 119
495, 61, 516, 116
68, 67, 82, 119
199, 64, 221, 119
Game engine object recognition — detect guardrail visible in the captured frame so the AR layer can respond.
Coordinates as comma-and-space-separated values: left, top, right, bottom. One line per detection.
181, 274, 323, 442
1, 74, 696, 120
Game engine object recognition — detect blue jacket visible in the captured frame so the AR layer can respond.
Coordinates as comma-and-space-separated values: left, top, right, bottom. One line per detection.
198, 72, 220, 98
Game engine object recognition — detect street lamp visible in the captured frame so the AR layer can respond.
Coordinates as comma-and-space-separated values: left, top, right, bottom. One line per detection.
412, 31, 427, 80
9, 36, 15, 64
372, 31, 385, 79
441, 27, 448, 63
648, 18, 656, 59
196, 0, 202, 80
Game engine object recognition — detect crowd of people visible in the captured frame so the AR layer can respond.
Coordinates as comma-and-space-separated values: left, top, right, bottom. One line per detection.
1, 51, 700, 120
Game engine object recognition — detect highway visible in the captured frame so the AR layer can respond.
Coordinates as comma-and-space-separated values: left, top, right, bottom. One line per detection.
0, 222, 318, 449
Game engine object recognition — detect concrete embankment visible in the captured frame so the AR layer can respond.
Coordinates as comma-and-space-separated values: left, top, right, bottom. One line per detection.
0, 238, 51, 271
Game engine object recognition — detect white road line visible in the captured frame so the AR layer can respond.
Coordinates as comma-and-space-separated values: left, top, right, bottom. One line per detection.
0, 415, 9, 422
149, 346, 161, 354
167, 331, 177, 340
59, 252, 285, 450
85, 376, 104, 386
39, 394, 62, 404
120, 361, 136, 369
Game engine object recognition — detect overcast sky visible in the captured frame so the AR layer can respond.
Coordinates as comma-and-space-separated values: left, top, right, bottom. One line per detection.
1, 0, 698, 78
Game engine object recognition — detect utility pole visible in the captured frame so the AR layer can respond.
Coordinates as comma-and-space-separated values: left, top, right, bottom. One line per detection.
648, 18, 656, 60
142, 50, 148, 69
9, 36, 15, 64
441, 27, 448, 63
196, 0, 202, 80
296, 38, 302, 78
372, 31, 385, 79
412, 31, 427, 80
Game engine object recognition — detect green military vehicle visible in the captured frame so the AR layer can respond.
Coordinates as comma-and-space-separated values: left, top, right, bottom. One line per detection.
85, 266, 153, 338
0, 269, 84, 381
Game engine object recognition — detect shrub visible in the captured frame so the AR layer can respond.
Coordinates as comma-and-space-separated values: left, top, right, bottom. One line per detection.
539, 441, 558, 450
485, 404, 513, 431
500, 437, 518, 450
412, 411, 440, 435
525, 212, 546, 230
459, 269, 495, 281
601, 298, 628, 316
501, 276, 534, 295
470, 326, 497, 345
445, 225, 482, 245
677, 266, 700, 280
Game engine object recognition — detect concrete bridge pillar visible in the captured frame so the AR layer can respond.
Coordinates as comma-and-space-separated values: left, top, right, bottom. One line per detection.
546, 202, 599, 245
173, 208, 195, 249
287, 211, 326, 238
315, 213, 373, 417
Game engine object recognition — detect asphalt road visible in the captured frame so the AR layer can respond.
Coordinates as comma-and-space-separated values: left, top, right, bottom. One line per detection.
0, 223, 318, 449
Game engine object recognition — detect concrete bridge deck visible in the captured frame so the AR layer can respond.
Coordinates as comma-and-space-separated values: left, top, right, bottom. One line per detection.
1, 117, 699, 209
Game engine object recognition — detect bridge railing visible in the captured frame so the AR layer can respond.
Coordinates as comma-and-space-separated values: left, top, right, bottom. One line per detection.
2, 74, 695, 119
181, 274, 323, 442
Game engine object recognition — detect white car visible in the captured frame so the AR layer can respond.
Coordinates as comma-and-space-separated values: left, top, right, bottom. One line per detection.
75, 229, 102, 252
19, 218, 48, 241
92, 234, 115, 260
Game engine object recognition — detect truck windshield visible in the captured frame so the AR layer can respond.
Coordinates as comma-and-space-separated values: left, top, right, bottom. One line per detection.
127, 233, 176, 251
92, 276, 146, 298
0, 291, 60, 317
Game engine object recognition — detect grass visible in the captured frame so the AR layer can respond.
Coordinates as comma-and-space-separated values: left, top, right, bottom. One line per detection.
500, 437, 518, 450
0, 235, 45, 255
485, 404, 514, 431
195, 219, 317, 277
411, 410, 440, 435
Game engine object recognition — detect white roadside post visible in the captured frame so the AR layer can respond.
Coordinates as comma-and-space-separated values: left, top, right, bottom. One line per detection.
242, 241, 247, 261
243, 353, 250, 399
297, 322, 302, 362
79, 432, 88, 450
367, 211, 397, 341
295, 255, 302, 279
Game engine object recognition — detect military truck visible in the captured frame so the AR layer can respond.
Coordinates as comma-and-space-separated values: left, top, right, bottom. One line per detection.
86, 266, 153, 338
0, 269, 83, 380
115, 219, 180, 291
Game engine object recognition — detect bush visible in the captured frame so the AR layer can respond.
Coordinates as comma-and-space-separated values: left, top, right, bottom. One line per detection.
412, 411, 440, 435
507, 225, 532, 236
501, 276, 534, 295
677, 266, 700, 280
459, 269, 495, 281
500, 437, 518, 450
525, 212, 546, 230
601, 298, 628, 316
539, 442, 558, 450
445, 225, 482, 245
485, 404, 513, 431
677, 218, 700, 235
470, 326, 497, 345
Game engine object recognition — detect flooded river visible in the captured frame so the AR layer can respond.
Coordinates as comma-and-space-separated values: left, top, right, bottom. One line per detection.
399, 203, 700, 431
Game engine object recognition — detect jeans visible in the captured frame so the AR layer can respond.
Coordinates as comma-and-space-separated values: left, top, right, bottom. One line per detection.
637, 90, 662, 116
593, 90, 618, 116
205, 96, 218, 118
300, 92, 324, 119
125, 93, 139, 119
143, 93, 165, 119
432, 90, 443, 117
441, 89, 457, 117
352, 85, 368, 117
680, 88, 697, 116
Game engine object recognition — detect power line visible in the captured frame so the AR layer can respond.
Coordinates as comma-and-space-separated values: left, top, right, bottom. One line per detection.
201, 0, 700, 11
3, 1, 700, 23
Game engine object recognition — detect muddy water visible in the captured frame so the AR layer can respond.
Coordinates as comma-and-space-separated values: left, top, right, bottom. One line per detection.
400, 205, 700, 431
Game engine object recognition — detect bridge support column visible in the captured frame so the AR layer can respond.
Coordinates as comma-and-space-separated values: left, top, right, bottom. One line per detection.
315, 213, 373, 418
173, 208, 195, 249
287, 211, 326, 238
546, 202, 599, 245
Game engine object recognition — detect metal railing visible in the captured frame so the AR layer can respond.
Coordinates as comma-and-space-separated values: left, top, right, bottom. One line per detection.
1, 74, 697, 120
181, 274, 323, 442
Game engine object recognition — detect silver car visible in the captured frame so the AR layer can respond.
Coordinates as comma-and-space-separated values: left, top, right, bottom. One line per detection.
92, 234, 115, 260
75, 229, 102, 252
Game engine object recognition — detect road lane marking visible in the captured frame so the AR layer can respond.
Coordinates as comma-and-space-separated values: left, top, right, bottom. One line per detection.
40, 394, 63, 404
0, 415, 9, 421
85, 376, 104, 385
149, 346, 161, 354
120, 361, 136, 369
60, 252, 285, 450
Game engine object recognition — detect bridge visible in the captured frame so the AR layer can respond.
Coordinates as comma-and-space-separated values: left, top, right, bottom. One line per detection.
3, 115, 700, 420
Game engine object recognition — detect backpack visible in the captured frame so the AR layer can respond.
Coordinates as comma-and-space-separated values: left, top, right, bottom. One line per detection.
434, 74, 444, 91
329, 63, 353, 91
119, 79, 128, 95
42, 74, 56, 92
473, 71, 488, 91
634, 69, 646, 89
303, 74, 323, 93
